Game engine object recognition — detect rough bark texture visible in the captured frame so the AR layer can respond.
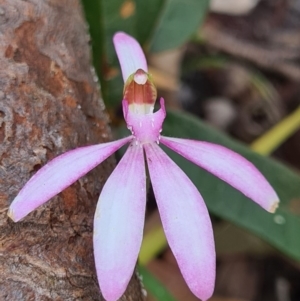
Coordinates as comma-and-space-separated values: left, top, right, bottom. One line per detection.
0, 1, 144, 300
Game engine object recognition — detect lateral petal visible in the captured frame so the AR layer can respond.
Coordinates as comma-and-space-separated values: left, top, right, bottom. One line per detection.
8, 137, 131, 222
94, 143, 146, 301
144, 143, 215, 301
113, 32, 148, 82
161, 136, 279, 212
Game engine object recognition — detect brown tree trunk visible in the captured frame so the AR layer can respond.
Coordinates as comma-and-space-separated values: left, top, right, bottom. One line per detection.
0, 1, 144, 300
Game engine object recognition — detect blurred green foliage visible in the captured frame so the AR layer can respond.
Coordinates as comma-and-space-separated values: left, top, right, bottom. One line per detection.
138, 266, 178, 301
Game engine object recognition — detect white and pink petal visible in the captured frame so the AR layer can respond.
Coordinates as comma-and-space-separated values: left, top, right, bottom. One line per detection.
8, 137, 132, 222
93, 143, 146, 301
160, 136, 279, 213
144, 143, 215, 301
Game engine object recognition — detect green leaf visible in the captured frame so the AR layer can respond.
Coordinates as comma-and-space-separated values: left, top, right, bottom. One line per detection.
81, 0, 105, 93
135, 0, 165, 45
82, 0, 138, 106
102, 0, 137, 64
138, 266, 178, 301
149, 0, 210, 52
162, 109, 300, 261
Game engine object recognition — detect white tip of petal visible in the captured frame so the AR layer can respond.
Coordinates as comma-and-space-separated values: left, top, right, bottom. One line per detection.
7, 208, 16, 222
113, 32, 148, 82
269, 200, 279, 213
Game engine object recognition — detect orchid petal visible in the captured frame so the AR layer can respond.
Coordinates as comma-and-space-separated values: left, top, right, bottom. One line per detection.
144, 143, 215, 301
94, 143, 146, 301
113, 32, 148, 82
160, 136, 279, 212
8, 137, 132, 222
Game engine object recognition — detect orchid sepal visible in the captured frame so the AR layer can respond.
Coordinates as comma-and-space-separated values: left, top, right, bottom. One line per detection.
113, 32, 148, 82
94, 143, 146, 301
8, 137, 131, 222
160, 136, 279, 213
144, 143, 215, 301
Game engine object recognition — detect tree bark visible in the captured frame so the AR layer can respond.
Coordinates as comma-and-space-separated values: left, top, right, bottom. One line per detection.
0, 1, 144, 300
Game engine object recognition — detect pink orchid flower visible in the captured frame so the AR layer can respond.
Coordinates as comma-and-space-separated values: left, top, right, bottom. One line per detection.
8, 32, 279, 301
